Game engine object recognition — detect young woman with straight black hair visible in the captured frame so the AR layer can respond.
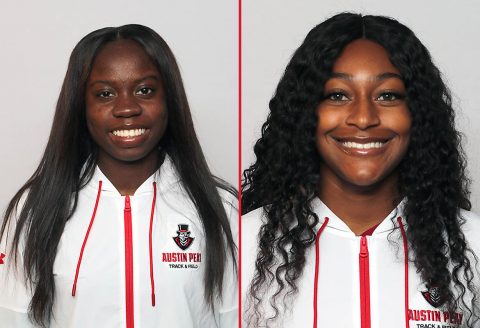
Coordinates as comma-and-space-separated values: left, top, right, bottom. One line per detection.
242, 13, 480, 328
0, 24, 237, 327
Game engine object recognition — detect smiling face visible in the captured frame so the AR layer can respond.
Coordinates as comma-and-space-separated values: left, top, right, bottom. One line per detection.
316, 39, 411, 189
85, 39, 167, 168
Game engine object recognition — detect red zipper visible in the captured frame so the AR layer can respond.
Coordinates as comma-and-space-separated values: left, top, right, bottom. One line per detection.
124, 196, 134, 328
359, 236, 371, 328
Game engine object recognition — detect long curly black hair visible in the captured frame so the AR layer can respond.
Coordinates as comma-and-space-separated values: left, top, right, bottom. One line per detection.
242, 13, 479, 327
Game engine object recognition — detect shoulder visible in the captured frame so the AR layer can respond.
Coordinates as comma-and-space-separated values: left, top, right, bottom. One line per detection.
218, 188, 238, 211
241, 207, 267, 259
0, 191, 33, 318
242, 207, 266, 236
241, 207, 267, 307
459, 209, 480, 254
460, 208, 480, 228
1, 189, 29, 253
216, 188, 239, 319
241, 207, 266, 263
218, 188, 238, 235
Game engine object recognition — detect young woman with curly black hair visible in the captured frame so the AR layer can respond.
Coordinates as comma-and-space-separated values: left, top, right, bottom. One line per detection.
0, 25, 237, 327
242, 13, 480, 328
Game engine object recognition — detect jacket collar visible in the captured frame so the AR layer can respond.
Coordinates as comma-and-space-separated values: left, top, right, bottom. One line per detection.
87, 155, 180, 196
312, 197, 406, 236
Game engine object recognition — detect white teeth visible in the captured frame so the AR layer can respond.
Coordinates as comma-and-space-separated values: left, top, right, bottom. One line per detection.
342, 141, 385, 149
112, 128, 146, 137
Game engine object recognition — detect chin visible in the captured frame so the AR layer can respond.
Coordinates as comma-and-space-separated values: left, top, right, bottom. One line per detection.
108, 149, 157, 164
343, 171, 385, 188
347, 167, 401, 191
349, 178, 382, 188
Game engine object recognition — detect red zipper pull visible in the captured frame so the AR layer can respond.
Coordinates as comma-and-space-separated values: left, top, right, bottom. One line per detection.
125, 195, 131, 211
360, 236, 368, 258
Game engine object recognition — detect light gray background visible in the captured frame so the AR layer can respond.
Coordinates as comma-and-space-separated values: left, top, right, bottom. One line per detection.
243, 0, 480, 211
0, 0, 237, 214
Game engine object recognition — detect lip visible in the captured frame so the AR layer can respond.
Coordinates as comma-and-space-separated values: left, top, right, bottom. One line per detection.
332, 135, 393, 143
109, 127, 150, 148
330, 135, 393, 156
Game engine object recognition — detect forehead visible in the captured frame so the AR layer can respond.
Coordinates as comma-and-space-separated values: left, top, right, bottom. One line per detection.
332, 39, 400, 76
89, 39, 159, 80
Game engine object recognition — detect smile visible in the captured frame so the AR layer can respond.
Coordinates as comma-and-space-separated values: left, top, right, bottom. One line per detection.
111, 129, 147, 138
341, 141, 386, 149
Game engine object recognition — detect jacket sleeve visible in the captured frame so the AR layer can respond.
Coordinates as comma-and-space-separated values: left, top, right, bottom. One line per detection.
218, 190, 238, 328
0, 201, 36, 327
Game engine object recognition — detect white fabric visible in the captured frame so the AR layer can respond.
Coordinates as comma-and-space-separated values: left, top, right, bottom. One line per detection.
242, 198, 480, 328
0, 157, 238, 327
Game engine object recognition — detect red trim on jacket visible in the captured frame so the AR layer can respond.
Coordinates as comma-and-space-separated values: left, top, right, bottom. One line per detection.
360, 223, 380, 237
313, 218, 329, 328
148, 182, 157, 306
124, 196, 134, 328
72, 181, 102, 297
359, 236, 371, 328
397, 217, 410, 328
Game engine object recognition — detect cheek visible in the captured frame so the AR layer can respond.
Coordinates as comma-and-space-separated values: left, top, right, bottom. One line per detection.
381, 108, 412, 164
316, 107, 341, 137
85, 109, 101, 133
151, 108, 168, 136
381, 107, 412, 137
85, 96, 96, 125
85, 106, 108, 144
85, 109, 96, 135
315, 108, 342, 157
150, 95, 168, 123
145, 105, 168, 145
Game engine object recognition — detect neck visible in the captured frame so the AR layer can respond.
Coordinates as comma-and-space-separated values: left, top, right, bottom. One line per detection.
318, 169, 401, 235
97, 151, 160, 196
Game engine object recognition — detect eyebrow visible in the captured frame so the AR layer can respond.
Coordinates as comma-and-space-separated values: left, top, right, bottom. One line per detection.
330, 72, 403, 81
89, 75, 160, 86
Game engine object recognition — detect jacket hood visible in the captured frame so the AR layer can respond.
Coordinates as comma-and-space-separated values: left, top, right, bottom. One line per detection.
312, 197, 406, 236
86, 155, 181, 196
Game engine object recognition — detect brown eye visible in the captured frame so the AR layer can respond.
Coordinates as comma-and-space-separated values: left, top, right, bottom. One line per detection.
136, 87, 154, 95
325, 92, 349, 102
376, 92, 405, 101
97, 90, 114, 98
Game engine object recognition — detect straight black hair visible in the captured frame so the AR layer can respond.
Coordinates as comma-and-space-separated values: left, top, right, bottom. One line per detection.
1, 24, 237, 326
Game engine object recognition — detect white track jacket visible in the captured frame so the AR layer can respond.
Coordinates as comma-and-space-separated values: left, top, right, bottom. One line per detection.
0, 157, 238, 327
242, 198, 480, 328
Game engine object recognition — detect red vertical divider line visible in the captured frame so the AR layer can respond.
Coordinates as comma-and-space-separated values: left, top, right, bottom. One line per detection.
238, 0, 242, 326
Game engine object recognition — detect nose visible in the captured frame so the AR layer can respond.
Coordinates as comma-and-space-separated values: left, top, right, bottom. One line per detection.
112, 92, 142, 118
345, 96, 380, 129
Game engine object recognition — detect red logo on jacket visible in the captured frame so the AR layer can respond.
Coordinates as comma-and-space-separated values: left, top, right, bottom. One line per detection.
173, 224, 194, 250
421, 286, 444, 308
0, 252, 5, 264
